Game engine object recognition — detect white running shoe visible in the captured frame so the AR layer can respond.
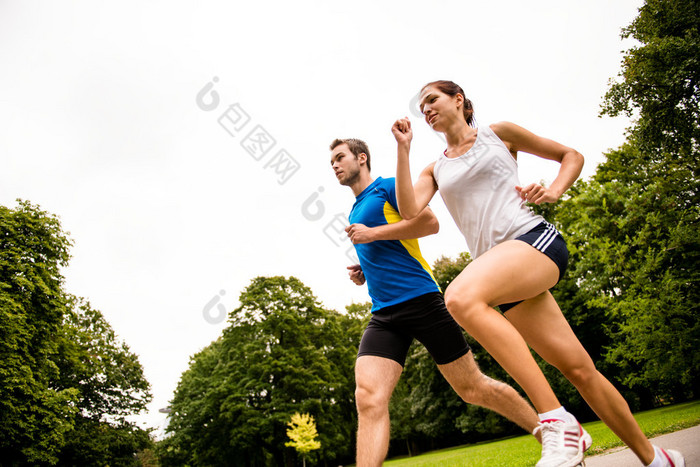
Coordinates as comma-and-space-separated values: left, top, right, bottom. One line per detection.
656, 446, 686, 467
535, 418, 592, 467
580, 424, 592, 453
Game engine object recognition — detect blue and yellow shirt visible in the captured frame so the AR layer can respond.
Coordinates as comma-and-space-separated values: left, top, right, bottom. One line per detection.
349, 177, 440, 312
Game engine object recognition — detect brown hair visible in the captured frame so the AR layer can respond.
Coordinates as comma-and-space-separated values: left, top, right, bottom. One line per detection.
422, 80, 475, 127
329, 138, 371, 172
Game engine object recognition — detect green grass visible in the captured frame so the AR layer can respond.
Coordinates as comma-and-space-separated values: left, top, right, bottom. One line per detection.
382, 401, 700, 467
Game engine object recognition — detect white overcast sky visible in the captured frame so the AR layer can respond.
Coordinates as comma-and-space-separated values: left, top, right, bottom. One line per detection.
1, 1, 642, 433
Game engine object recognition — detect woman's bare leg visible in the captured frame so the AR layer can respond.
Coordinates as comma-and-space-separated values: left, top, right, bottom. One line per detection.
506, 293, 655, 464
444, 240, 562, 412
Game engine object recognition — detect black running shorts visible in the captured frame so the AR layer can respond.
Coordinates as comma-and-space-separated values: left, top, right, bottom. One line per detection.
357, 292, 471, 366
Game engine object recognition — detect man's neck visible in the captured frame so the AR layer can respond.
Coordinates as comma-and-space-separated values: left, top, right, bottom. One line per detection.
350, 173, 375, 197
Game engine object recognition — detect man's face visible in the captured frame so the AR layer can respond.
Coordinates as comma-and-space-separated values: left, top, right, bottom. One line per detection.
330, 143, 363, 186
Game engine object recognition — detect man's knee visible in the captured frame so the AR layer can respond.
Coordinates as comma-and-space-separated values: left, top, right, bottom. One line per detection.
466, 373, 509, 403
443, 355, 493, 404
355, 384, 389, 417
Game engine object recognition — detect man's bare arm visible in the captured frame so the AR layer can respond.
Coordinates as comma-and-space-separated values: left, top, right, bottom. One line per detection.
345, 207, 439, 244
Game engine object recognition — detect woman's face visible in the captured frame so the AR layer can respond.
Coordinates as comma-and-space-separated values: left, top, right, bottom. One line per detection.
419, 86, 463, 132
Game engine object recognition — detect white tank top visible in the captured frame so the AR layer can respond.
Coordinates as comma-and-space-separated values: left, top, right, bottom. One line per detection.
433, 124, 543, 258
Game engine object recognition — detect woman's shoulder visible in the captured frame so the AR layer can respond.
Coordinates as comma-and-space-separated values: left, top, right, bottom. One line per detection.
488, 121, 518, 137
423, 160, 437, 174
487, 121, 526, 153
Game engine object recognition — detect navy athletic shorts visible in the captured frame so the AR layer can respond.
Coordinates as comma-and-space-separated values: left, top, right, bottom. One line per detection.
498, 221, 569, 313
357, 291, 471, 366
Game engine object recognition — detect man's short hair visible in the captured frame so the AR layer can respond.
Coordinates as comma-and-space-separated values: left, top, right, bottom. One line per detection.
329, 138, 371, 172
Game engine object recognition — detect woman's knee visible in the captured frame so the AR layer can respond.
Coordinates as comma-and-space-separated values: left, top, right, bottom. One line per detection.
444, 285, 485, 324
444, 284, 473, 312
560, 361, 599, 388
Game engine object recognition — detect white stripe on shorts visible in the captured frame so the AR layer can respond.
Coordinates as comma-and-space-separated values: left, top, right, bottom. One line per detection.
532, 222, 558, 252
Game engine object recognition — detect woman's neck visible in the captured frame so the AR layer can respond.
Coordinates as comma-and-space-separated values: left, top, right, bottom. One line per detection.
444, 122, 477, 149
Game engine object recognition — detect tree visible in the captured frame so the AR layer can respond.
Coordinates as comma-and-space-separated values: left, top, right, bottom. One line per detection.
285, 412, 321, 467
601, 0, 699, 168
584, 0, 698, 404
539, 174, 699, 407
519, 0, 700, 410
160, 276, 362, 466
0, 200, 78, 464
431, 252, 472, 291
156, 340, 225, 466
1, 200, 154, 465
54, 297, 154, 465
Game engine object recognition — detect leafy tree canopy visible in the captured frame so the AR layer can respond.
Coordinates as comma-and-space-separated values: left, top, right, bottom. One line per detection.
1, 200, 153, 465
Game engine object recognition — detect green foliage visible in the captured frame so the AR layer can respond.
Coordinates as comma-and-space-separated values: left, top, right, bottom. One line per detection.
526, 0, 700, 411
55, 298, 154, 465
0, 200, 78, 464
601, 0, 699, 164
57, 417, 153, 467
159, 276, 363, 466
395, 345, 463, 440
56, 297, 152, 421
432, 252, 472, 291
553, 0, 699, 406
545, 174, 699, 405
0, 200, 153, 465
157, 340, 224, 466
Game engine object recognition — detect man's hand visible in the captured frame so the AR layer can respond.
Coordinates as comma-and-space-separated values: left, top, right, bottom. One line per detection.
347, 264, 365, 285
346, 223, 375, 244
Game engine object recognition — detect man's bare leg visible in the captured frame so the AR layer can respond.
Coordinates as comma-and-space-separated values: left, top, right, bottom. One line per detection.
439, 351, 541, 441
355, 355, 403, 467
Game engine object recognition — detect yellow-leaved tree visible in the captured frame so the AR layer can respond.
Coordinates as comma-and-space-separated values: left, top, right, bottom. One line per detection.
285, 412, 321, 467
